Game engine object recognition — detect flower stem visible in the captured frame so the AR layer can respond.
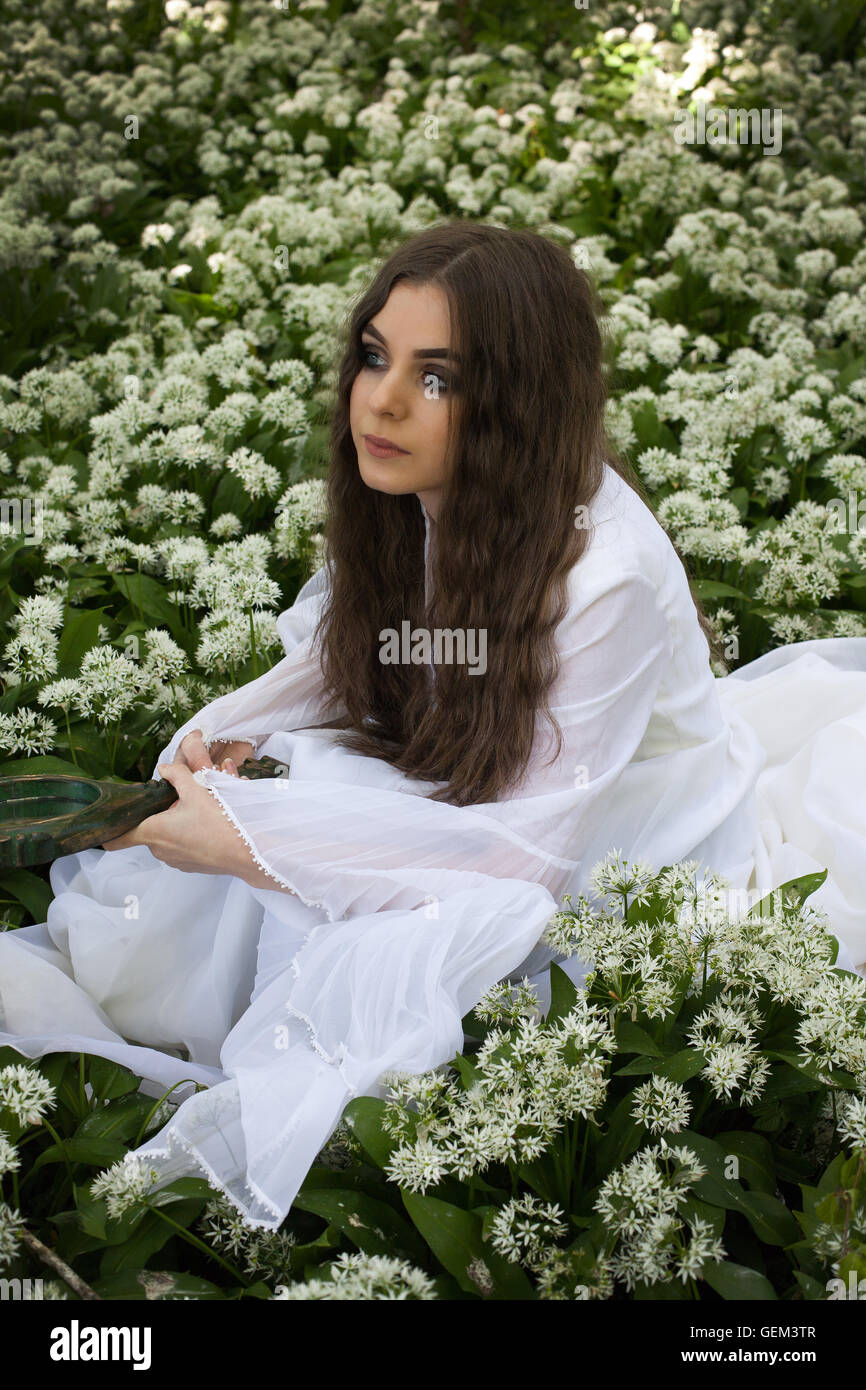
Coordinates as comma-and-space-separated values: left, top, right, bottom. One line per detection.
145, 1203, 250, 1285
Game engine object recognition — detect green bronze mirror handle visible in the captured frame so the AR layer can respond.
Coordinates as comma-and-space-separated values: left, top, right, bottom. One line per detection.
0, 756, 288, 870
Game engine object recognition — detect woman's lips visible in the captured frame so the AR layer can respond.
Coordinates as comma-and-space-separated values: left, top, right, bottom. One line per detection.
363, 434, 409, 458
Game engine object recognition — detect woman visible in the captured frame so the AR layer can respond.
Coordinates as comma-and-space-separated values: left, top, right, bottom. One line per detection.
1, 221, 865, 1230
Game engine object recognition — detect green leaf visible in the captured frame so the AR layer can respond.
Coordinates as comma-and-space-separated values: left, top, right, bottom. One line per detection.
614, 1019, 663, 1057
75, 1188, 108, 1241
93, 1269, 226, 1300
794, 1270, 829, 1299
55, 606, 109, 674
747, 869, 828, 917
147, 1177, 219, 1207
0, 867, 53, 922
401, 1191, 534, 1299
692, 579, 752, 601
0, 755, 85, 777
546, 960, 579, 1023
652, 1049, 707, 1083
341, 1096, 405, 1169
738, 1190, 800, 1247
99, 1200, 202, 1273
34, 1135, 128, 1170
76, 1095, 156, 1145
87, 1057, 141, 1102
113, 573, 183, 636
451, 1051, 481, 1091
292, 1188, 428, 1265
713, 1131, 778, 1196
702, 1260, 778, 1300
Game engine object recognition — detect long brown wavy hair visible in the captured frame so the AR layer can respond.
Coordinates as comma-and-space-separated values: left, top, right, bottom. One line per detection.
313, 220, 725, 807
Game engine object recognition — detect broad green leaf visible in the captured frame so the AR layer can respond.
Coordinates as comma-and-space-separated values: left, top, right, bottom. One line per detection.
702, 1260, 778, 1300
713, 1130, 777, 1196
747, 869, 828, 917
0, 755, 84, 777
292, 1188, 428, 1265
614, 1019, 663, 1057
56, 606, 109, 674
0, 867, 53, 922
451, 1051, 481, 1091
76, 1095, 156, 1145
93, 1269, 226, 1300
794, 1270, 829, 1299
34, 1135, 128, 1170
692, 579, 752, 601
113, 573, 182, 635
546, 960, 579, 1023
738, 1190, 800, 1247
652, 1049, 707, 1083
401, 1191, 533, 1300
99, 1210, 180, 1278
341, 1096, 405, 1169
87, 1056, 141, 1101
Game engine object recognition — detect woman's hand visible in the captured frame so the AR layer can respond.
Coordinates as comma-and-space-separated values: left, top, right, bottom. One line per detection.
100, 762, 293, 893
175, 729, 255, 778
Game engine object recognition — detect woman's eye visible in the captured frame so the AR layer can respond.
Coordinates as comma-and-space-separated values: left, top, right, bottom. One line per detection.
360, 346, 449, 395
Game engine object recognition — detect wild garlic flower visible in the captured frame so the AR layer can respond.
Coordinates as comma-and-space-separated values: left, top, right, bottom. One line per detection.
273, 479, 328, 560
199, 1195, 297, 1280
210, 512, 243, 539
487, 1193, 568, 1271
274, 1251, 437, 1300
385, 997, 615, 1190
795, 972, 866, 1082
473, 978, 544, 1027
37, 677, 81, 711
0, 1131, 21, 1177
0, 1204, 24, 1271
0, 708, 58, 756
225, 446, 282, 499
0, 1064, 57, 1126
141, 629, 187, 684
835, 1093, 866, 1152
72, 647, 146, 725
90, 1154, 161, 1218
592, 1142, 722, 1291
631, 1076, 693, 1135
588, 849, 657, 905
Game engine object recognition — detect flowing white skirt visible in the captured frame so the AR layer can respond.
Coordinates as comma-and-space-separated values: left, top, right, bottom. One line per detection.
1, 635, 865, 1228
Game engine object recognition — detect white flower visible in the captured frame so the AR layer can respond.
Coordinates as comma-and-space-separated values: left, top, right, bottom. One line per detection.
0, 1131, 21, 1177
225, 447, 282, 499
90, 1154, 161, 1218
273, 1251, 437, 1300
0, 1204, 24, 1271
0, 1064, 56, 1126
488, 1194, 568, 1270
836, 1094, 866, 1151
631, 1076, 693, 1136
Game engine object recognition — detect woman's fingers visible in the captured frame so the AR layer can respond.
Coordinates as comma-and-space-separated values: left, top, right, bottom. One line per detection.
175, 729, 214, 773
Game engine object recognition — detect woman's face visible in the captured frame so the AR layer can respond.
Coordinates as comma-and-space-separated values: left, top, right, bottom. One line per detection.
350, 281, 457, 522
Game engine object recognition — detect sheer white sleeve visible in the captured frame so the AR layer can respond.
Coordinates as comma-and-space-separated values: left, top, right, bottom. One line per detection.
195, 563, 674, 919
153, 567, 342, 772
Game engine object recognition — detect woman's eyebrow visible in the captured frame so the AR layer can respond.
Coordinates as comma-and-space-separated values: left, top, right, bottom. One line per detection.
362, 322, 460, 361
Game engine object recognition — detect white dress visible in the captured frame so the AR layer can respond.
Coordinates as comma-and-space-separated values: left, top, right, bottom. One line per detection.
2, 462, 865, 1229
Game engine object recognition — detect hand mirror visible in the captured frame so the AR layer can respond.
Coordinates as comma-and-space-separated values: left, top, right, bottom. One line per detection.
0, 756, 287, 869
